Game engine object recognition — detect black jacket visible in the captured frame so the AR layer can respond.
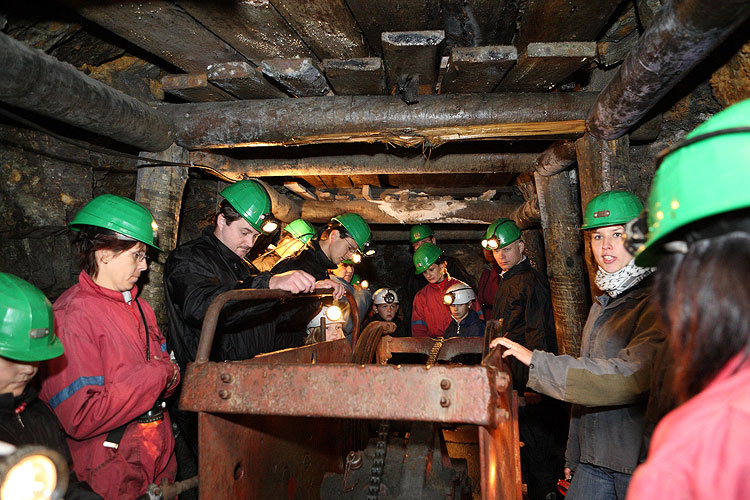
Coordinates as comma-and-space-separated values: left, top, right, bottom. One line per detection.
444, 310, 485, 338
491, 258, 557, 391
0, 386, 102, 500
164, 225, 277, 367
399, 255, 476, 329
362, 312, 409, 338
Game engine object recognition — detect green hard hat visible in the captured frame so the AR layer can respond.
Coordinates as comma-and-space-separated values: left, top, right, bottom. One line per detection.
220, 180, 273, 232
285, 219, 315, 244
69, 194, 162, 251
581, 190, 644, 230
482, 218, 521, 250
341, 259, 355, 265
409, 224, 434, 244
413, 242, 443, 274
0, 273, 64, 362
636, 99, 750, 266
333, 213, 372, 251
351, 274, 362, 285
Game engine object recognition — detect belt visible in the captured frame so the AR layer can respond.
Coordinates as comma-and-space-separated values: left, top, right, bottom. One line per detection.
103, 401, 166, 449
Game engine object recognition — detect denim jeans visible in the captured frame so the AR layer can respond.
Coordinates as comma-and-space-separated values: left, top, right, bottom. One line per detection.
566, 462, 632, 500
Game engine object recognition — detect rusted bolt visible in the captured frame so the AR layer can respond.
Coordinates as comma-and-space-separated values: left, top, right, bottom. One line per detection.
218, 390, 231, 400
220, 373, 233, 383
440, 379, 451, 390
440, 396, 451, 408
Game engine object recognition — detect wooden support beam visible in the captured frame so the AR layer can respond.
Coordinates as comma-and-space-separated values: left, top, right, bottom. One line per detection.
441, 46, 517, 93
301, 199, 522, 224
322, 58, 387, 95
135, 145, 189, 329
496, 42, 597, 92
253, 179, 301, 223
175, 1, 314, 64
0, 32, 173, 152
166, 92, 599, 149
382, 31, 445, 94
510, 173, 540, 230
161, 73, 236, 102
189, 150, 537, 178
517, 0, 622, 47
587, 0, 750, 140
207, 62, 287, 99
63, 0, 241, 73
535, 170, 589, 356
372, 229, 485, 241
535, 140, 577, 176
267, 0, 368, 59
261, 58, 331, 97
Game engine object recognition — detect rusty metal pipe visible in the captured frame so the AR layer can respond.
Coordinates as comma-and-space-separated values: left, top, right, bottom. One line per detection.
195, 288, 359, 362
587, 0, 750, 140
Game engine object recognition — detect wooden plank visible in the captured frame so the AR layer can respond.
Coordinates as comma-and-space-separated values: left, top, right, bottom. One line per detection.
495, 42, 597, 92
267, 0, 368, 59
440, 0, 516, 46
206, 61, 287, 99
260, 58, 331, 97
176, 0, 314, 64
381, 31, 445, 94
517, 0, 623, 47
322, 58, 386, 95
62, 0, 241, 72
161, 73, 236, 102
318, 175, 354, 189
441, 46, 517, 93
349, 174, 380, 186
344, 0, 442, 54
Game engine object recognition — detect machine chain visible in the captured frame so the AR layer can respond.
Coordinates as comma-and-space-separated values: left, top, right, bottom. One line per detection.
366, 421, 390, 500
426, 336, 445, 367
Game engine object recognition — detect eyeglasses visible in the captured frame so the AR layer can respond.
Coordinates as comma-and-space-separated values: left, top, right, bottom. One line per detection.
129, 250, 148, 263
343, 238, 357, 255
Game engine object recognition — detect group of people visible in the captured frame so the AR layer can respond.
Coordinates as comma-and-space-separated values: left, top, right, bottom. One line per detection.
1, 99, 749, 500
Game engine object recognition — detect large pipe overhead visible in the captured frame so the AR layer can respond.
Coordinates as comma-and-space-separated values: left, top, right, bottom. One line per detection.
587, 0, 750, 140
0, 32, 174, 152
164, 93, 599, 149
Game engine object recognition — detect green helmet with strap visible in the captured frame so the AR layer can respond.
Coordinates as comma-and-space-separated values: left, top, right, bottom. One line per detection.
581, 190, 644, 230
409, 224, 434, 244
333, 213, 372, 252
413, 242, 443, 274
220, 180, 274, 233
0, 273, 64, 362
482, 218, 521, 250
285, 219, 315, 244
69, 194, 162, 251
635, 99, 750, 266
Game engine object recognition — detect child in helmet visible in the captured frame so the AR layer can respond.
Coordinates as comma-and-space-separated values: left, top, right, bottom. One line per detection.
252, 218, 316, 272
363, 288, 408, 337
443, 281, 485, 338
0, 273, 102, 500
411, 243, 483, 337
304, 304, 347, 344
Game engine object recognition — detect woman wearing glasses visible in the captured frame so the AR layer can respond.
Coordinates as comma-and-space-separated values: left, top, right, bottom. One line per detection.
40, 195, 179, 500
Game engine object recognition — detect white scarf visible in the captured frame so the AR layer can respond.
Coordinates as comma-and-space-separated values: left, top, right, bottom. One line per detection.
595, 258, 654, 297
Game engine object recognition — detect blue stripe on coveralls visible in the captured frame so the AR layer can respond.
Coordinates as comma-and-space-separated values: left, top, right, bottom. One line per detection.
411, 320, 427, 327
48, 376, 105, 409
161, 342, 167, 352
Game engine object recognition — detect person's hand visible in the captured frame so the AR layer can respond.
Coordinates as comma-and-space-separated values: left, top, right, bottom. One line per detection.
166, 362, 180, 391
564, 467, 573, 481
269, 270, 316, 294
315, 278, 346, 300
376, 335, 393, 365
490, 337, 533, 366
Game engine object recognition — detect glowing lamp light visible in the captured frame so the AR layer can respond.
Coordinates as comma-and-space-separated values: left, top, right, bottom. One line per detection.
360, 280, 369, 289
443, 293, 455, 306
0, 444, 68, 500
351, 253, 362, 264
364, 248, 376, 257
325, 305, 343, 322
262, 220, 278, 233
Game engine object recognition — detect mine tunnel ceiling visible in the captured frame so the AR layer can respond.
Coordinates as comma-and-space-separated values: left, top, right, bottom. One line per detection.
3, 0, 655, 206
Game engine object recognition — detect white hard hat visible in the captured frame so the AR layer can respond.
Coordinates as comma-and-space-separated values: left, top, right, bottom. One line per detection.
443, 281, 476, 305
373, 288, 399, 305
307, 304, 345, 331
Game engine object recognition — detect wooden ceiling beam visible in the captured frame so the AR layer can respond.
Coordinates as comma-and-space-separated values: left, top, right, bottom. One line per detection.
323, 58, 387, 95
517, 0, 623, 47
382, 31, 445, 94
495, 42, 597, 92
441, 46, 517, 93
161, 73, 236, 102
166, 92, 598, 149
261, 58, 331, 97
207, 62, 287, 99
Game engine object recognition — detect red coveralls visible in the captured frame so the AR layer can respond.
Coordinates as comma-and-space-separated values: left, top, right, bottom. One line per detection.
40, 271, 177, 500
411, 277, 483, 337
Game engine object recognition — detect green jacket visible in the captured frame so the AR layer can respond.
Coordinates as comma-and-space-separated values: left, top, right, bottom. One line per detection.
527, 276, 664, 474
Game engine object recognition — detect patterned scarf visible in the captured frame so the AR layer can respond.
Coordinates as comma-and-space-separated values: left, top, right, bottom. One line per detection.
595, 257, 654, 297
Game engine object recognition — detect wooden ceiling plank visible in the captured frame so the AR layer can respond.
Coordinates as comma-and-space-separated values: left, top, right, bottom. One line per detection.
322, 58, 387, 95
348, 174, 381, 186
441, 46, 517, 93
161, 73, 236, 102
344, 0, 441, 54
495, 42, 597, 92
176, 1, 315, 64
267, 0, 368, 60
260, 58, 331, 97
62, 0, 241, 72
382, 31, 445, 94
206, 61, 287, 99
517, 0, 623, 47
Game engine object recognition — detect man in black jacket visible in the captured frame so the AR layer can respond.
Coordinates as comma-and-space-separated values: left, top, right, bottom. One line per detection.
483, 218, 563, 500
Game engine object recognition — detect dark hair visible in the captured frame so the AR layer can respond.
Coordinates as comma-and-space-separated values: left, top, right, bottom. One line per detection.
215, 199, 243, 225
653, 227, 750, 403
74, 225, 140, 277
320, 221, 350, 242
304, 326, 324, 345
